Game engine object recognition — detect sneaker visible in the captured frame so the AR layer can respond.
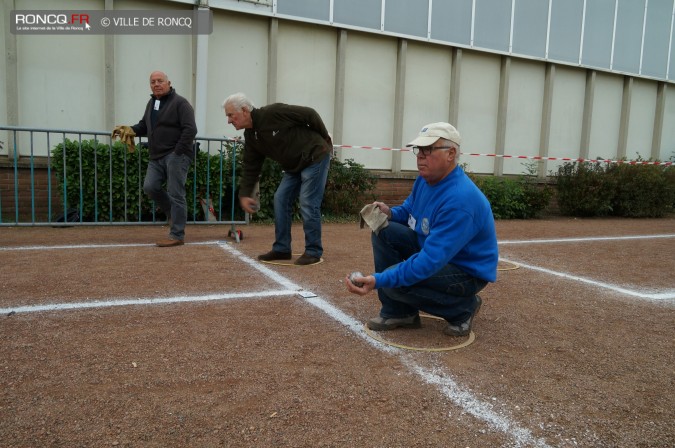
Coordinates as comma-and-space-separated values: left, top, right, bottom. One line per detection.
444, 295, 482, 337
156, 238, 184, 247
294, 253, 321, 265
367, 314, 421, 331
258, 250, 292, 261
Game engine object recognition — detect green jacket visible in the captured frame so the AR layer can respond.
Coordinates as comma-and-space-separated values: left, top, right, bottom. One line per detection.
239, 103, 332, 198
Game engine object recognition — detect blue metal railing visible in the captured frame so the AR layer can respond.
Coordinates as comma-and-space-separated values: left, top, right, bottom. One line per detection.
0, 125, 247, 233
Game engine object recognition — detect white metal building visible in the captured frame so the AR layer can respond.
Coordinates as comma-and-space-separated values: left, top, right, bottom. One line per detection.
2, 0, 674, 176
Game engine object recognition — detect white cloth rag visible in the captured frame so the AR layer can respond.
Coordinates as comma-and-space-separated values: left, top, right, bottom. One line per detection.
359, 203, 389, 235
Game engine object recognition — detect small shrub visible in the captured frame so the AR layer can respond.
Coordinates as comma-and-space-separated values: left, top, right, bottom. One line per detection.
555, 162, 616, 217
323, 158, 377, 216
251, 158, 284, 222
554, 157, 674, 218
471, 176, 551, 219
466, 162, 552, 219
606, 159, 674, 218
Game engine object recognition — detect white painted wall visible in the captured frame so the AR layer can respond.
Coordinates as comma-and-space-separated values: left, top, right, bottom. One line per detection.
0, 1, 8, 129
206, 10, 269, 140
589, 72, 623, 160
457, 52, 501, 174
276, 21, 336, 131
661, 86, 675, 162
3, 0, 675, 169
503, 59, 545, 175
627, 79, 658, 160
547, 66, 586, 174
17, 28, 105, 132
10, 0, 106, 156
341, 32, 397, 170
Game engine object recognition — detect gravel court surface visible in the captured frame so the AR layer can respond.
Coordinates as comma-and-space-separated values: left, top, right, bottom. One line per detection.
500, 239, 674, 291
1, 244, 285, 306
1, 218, 674, 447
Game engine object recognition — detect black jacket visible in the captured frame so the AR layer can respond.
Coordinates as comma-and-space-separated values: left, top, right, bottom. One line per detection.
239, 103, 332, 197
132, 88, 197, 160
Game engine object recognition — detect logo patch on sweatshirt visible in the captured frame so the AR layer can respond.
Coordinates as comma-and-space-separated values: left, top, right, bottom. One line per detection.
421, 217, 430, 235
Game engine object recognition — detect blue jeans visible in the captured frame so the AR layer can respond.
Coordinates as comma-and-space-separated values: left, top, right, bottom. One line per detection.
372, 221, 487, 324
272, 155, 330, 257
143, 152, 192, 241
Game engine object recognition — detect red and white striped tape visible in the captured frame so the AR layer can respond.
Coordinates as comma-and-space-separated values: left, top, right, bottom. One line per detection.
335, 144, 673, 166
225, 138, 672, 166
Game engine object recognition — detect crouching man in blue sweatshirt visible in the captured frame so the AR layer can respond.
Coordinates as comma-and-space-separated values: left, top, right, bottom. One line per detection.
345, 122, 498, 337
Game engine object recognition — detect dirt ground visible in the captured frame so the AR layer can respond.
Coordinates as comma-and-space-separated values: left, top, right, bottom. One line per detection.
1, 217, 674, 447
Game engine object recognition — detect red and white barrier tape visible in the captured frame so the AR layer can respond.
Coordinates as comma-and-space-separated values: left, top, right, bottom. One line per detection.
335, 144, 673, 166
224, 138, 672, 166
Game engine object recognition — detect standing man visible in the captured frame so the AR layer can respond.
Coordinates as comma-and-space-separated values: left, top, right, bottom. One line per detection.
113, 71, 197, 247
345, 123, 498, 337
223, 93, 332, 265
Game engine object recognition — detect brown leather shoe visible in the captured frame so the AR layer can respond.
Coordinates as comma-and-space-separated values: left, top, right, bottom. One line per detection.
156, 238, 184, 247
258, 250, 292, 261
294, 253, 322, 265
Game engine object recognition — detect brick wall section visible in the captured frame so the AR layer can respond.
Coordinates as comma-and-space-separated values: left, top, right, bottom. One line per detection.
0, 162, 63, 222
372, 172, 416, 206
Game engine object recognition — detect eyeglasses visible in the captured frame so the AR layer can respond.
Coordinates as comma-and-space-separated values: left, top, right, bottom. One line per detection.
411, 146, 454, 156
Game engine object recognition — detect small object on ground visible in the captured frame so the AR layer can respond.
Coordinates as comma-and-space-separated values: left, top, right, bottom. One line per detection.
228, 229, 244, 240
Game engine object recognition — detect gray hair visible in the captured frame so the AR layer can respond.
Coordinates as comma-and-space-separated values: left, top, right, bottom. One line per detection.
439, 138, 461, 161
223, 92, 255, 112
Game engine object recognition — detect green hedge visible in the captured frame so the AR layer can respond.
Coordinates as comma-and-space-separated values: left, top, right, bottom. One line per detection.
54, 139, 673, 222
50, 139, 377, 222
469, 174, 553, 219
555, 159, 675, 218
51, 139, 237, 222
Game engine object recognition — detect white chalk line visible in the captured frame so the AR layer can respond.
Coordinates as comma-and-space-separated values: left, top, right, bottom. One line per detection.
4, 235, 672, 301
214, 241, 553, 448
500, 257, 675, 301
497, 233, 675, 301
216, 241, 302, 291
499, 233, 675, 245
0, 241, 216, 251
0, 289, 297, 315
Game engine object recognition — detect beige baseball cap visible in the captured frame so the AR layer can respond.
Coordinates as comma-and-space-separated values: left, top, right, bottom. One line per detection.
406, 122, 461, 147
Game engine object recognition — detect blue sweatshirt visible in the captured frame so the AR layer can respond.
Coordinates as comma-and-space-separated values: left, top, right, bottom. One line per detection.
374, 166, 498, 288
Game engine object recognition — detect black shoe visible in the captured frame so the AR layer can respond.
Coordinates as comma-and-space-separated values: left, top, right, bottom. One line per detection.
444, 295, 482, 337
294, 253, 321, 265
258, 250, 292, 261
367, 315, 421, 331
